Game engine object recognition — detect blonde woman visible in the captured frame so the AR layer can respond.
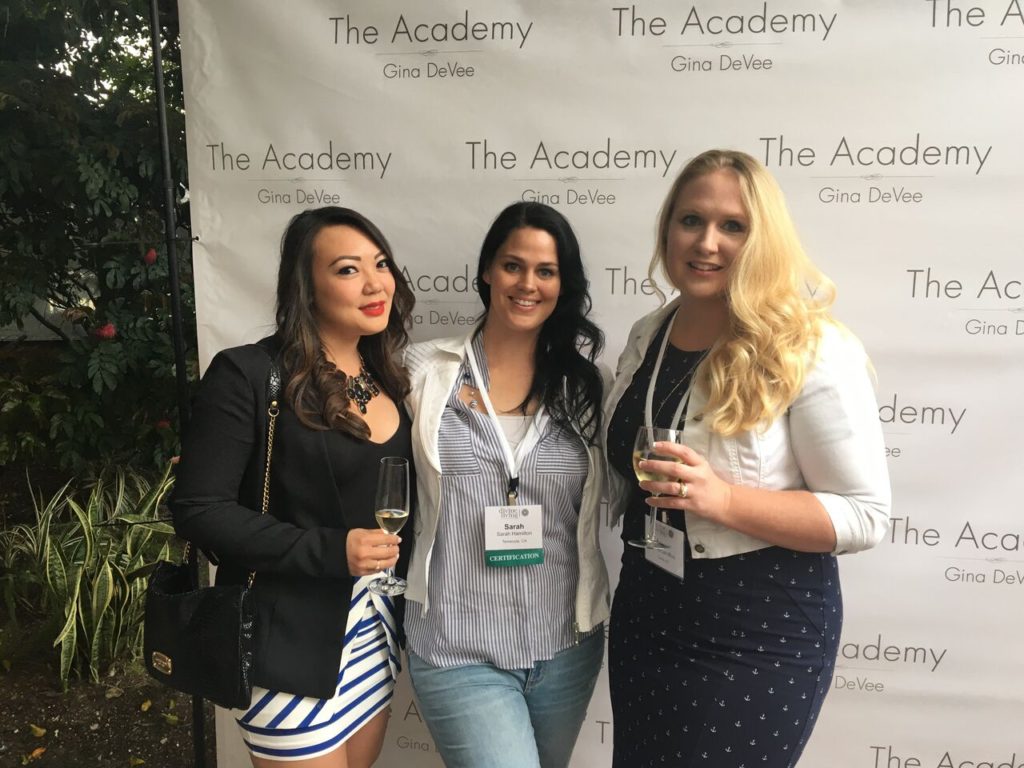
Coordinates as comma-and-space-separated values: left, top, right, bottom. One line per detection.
603, 150, 891, 767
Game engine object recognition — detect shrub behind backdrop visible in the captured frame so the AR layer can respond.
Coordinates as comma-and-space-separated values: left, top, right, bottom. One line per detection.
0, 0, 195, 476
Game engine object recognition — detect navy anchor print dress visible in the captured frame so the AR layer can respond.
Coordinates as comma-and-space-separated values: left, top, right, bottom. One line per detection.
607, 322, 842, 767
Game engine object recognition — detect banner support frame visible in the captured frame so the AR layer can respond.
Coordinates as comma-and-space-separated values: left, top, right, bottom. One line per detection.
148, 1, 204, 766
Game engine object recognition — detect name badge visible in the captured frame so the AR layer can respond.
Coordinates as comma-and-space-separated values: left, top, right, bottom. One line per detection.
645, 518, 686, 579
484, 504, 544, 567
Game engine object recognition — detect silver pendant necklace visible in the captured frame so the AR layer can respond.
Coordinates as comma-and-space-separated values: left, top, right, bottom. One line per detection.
652, 348, 708, 427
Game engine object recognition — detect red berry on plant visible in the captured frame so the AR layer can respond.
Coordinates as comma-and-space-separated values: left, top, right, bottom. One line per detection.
143, 248, 157, 265
95, 322, 117, 340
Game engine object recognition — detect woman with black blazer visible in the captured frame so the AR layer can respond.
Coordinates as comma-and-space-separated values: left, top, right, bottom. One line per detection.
171, 206, 416, 767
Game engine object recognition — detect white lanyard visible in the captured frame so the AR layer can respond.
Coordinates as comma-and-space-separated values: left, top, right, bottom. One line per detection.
464, 338, 545, 504
644, 310, 700, 429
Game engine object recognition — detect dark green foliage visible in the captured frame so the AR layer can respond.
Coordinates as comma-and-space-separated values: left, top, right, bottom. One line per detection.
0, 1, 196, 473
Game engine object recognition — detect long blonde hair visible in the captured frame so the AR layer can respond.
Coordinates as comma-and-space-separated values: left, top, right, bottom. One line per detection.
648, 149, 837, 435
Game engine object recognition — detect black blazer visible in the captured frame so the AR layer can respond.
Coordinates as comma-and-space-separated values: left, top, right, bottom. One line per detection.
170, 337, 411, 699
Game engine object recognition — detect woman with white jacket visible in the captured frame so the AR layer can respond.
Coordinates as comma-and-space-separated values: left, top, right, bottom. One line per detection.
604, 149, 891, 767
403, 202, 609, 768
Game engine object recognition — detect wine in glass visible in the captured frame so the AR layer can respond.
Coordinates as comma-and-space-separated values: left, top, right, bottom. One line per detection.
627, 426, 681, 549
369, 457, 409, 596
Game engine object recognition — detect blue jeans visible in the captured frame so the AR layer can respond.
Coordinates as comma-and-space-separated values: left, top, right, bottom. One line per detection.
408, 631, 604, 768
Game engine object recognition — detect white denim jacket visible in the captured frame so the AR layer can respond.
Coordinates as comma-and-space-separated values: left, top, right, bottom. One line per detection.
403, 333, 610, 633
603, 299, 892, 558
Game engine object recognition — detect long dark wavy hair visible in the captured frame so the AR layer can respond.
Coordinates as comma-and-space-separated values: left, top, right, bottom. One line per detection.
276, 206, 415, 440
475, 202, 604, 442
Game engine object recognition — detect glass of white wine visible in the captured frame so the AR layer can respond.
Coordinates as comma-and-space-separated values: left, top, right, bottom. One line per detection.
368, 456, 410, 597
628, 426, 682, 549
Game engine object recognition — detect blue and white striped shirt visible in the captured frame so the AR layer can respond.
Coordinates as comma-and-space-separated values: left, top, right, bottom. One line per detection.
406, 334, 589, 670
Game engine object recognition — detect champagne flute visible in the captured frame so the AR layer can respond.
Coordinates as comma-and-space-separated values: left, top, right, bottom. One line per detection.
368, 457, 409, 596
627, 426, 681, 549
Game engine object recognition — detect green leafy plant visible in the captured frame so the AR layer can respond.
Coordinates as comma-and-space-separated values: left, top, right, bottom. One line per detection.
0, 1, 196, 475
0, 279, 194, 473
0, 465, 178, 686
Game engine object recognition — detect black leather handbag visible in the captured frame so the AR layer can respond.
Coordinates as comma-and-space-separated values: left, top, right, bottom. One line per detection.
143, 360, 281, 709
142, 553, 256, 708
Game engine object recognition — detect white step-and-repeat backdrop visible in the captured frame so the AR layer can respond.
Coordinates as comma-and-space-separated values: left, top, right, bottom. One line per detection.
177, 1, 1024, 765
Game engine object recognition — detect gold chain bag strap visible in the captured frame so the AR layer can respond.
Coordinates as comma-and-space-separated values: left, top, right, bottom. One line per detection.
143, 357, 281, 709
252, 362, 281, 585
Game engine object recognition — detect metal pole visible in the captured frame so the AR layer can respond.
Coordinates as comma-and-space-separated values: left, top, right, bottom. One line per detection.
147, 2, 205, 766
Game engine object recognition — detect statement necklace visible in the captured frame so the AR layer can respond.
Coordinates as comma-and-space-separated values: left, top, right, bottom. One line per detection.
345, 358, 381, 414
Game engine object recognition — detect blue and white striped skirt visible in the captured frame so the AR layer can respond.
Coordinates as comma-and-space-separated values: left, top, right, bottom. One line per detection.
233, 576, 401, 762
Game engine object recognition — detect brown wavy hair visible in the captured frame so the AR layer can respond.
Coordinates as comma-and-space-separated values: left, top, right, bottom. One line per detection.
275, 207, 415, 440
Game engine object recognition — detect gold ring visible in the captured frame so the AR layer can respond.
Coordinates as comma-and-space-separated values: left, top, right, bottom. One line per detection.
679, 481, 688, 499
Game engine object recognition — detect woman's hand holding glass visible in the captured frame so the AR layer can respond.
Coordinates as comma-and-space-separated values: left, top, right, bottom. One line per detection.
637, 439, 733, 524
628, 427, 682, 549
346, 527, 400, 577
369, 457, 410, 596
